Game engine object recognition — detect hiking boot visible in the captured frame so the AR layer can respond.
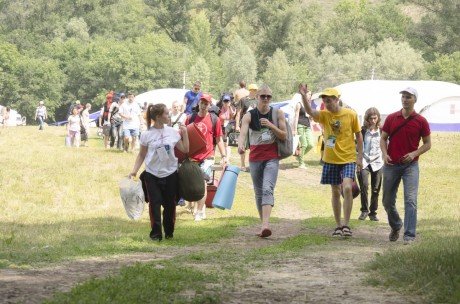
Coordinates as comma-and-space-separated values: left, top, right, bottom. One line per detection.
358, 211, 369, 220
368, 214, 379, 221
389, 227, 401, 242
332, 227, 342, 237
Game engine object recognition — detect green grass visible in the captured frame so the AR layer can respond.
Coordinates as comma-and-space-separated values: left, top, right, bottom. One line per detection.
1, 127, 459, 303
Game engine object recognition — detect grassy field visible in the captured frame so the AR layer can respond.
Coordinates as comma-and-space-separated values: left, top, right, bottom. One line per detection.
0, 126, 459, 303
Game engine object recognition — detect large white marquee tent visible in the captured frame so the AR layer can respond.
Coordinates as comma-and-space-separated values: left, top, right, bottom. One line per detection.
335, 80, 460, 132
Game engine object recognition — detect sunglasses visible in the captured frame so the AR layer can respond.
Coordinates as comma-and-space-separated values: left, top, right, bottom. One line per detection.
259, 95, 272, 99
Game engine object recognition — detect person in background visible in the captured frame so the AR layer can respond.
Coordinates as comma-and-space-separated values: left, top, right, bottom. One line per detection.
108, 94, 125, 150
292, 92, 314, 169
169, 100, 186, 130
119, 92, 142, 153
235, 83, 258, 172
238, 85, 287, 238
357, 107, 383, 221
233, 80, 249, 106
218, 94, 237, 160
100, 92, 114, 149
35, 101, 48, 130
2, 107, 10, 128
299, 84, 363, 238
183, 81, 202, 115
380, 87, 431, 245
129, 103, 189, 241
67, 106, 82, 147
80, 103, 91, 147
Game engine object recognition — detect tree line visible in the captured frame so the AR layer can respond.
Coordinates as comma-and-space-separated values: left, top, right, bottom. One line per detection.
0, 0, 458, 122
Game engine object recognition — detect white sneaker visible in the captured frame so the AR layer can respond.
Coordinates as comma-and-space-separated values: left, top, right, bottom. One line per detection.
201, 212, 206, 220
194, 212, 203, 222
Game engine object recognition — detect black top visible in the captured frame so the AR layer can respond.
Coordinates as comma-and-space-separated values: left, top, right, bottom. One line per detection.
297, 103, 311, 128
249, 107, 273, 131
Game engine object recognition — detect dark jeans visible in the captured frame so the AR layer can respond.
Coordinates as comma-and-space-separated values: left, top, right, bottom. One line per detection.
143, 171, 178, 237
110, 122, 123, 149
37, 116, 45, 130
357, 165, 382, 215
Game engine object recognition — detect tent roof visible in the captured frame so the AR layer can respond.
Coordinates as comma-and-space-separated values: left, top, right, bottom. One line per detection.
334, 80, 460, 116
134, 88, 188, 108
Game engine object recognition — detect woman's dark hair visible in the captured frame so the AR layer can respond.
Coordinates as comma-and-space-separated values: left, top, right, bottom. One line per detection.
146, 103, 166, 129
363, 107, 381, 129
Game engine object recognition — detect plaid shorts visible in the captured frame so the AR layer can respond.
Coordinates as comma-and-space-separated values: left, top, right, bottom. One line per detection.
320, 162, 356, 185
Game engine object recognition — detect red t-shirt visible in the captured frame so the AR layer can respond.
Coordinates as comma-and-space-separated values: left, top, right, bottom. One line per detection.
185, 113, 223, 162
382, 110, 430, 164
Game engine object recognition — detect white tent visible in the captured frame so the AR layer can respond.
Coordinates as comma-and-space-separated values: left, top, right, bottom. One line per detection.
134, 88, 188, 109
334, 80, 460, 132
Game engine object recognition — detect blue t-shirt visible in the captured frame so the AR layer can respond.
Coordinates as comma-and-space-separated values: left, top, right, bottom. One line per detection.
184, 90, 202, 114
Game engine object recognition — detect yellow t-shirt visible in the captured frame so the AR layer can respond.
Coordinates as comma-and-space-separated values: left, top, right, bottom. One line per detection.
318, 108, 360, 164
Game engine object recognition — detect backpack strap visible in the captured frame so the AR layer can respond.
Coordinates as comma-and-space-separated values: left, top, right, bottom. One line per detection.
171, 112, 184, 127
389, 114, 418, 139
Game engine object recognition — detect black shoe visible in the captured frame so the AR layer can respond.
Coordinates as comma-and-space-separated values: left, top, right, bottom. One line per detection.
165, 234, 173, 240
389, 227, 401, 242
368, 214, 379, 221
149, 231, 162, 241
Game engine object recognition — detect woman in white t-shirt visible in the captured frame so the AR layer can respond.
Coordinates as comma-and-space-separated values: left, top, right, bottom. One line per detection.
129, 103, 189, 241
66, 106, 82, 147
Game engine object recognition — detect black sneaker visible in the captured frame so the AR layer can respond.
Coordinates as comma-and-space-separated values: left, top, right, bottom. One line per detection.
149, 230, 162, 242
389, 227, 401, 242
165, 234, 173, 240
368, 214, 379, 221
358, 211, 369, 220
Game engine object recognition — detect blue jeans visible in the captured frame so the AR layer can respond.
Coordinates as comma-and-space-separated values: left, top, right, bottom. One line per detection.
37, 116, 45, 130
382, 162, 419, 240
249, 159, 279, 214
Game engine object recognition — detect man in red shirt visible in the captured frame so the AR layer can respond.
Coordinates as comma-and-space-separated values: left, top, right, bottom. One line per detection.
185, 93, 228, 221
380, 87, 431, 245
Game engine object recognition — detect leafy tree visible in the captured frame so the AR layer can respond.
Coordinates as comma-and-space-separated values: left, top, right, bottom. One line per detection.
319, 0, 411, 54
262, 49, 293, 100
144, 0, 191, 42
426, 52, 460, 83
221, 35, 257, 90
401, 0, 460, 60
188, 57, 211, 93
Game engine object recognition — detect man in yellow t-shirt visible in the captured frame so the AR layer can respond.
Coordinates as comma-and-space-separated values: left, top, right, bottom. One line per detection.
299, 85, 363, 238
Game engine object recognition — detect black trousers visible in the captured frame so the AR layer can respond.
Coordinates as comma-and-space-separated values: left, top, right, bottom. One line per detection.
110, 122, 123, 149
142, 171, 178, 236
357, 165, 382, 215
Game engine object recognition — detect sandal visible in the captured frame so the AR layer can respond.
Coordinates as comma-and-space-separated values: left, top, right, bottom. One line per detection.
332, 227, 342, 237
342, 225, 352, 237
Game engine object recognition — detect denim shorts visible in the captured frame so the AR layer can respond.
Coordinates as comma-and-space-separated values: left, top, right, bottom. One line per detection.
123, 128, 140, 138
321, 162, 356, 185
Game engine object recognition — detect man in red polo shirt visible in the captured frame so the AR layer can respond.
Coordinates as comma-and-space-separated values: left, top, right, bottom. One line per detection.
380, 87, 431, 245
185, 93, 227, 221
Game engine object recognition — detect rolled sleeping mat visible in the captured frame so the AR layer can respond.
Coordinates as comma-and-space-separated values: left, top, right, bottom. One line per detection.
212, 165, 240, 210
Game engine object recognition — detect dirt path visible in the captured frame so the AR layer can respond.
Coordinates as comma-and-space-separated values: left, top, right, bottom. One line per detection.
0, 166, 424, 303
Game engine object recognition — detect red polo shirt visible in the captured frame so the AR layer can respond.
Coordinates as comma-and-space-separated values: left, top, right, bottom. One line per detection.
382, 110, 430, 164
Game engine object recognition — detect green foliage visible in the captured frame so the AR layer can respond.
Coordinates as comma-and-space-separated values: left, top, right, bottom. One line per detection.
427, 52, 460, 83
262, 49, 293, 100
221, 35, 258, 90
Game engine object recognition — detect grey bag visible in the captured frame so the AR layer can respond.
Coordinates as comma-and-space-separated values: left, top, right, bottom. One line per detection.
119, 177, 145, 220
272, 107, 294, 159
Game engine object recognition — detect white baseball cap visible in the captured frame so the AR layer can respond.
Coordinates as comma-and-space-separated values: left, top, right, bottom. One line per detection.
399, 87, 418, 100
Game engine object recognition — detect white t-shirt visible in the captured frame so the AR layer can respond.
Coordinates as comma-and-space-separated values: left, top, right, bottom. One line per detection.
120, 101, 141, 130
169, 112, 186, 130
140, 126, 181, 178
68, 114, 81, 132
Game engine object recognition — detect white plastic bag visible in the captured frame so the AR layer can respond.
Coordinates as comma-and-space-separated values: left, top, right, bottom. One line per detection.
119, 177, 145, 220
